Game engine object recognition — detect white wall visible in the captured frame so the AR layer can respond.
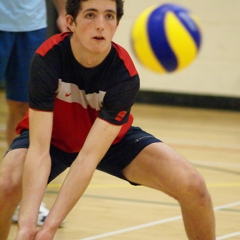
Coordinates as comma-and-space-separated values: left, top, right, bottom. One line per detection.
113, 0, 240, 97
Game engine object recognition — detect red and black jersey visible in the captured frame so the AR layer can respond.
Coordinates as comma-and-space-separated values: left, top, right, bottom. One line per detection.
17, 32, 140, 153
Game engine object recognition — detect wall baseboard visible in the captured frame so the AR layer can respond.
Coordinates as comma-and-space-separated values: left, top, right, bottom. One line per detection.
136, 91, 240, 111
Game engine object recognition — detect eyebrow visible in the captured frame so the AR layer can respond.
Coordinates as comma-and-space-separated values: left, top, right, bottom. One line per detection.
83, 8, 117, 15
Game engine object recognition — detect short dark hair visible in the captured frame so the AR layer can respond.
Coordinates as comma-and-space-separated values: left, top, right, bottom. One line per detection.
66, 0, 124, 22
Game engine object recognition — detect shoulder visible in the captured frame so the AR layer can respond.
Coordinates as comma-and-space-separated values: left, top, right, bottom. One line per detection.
36, 32, 71, 57
112, 42, 138, 77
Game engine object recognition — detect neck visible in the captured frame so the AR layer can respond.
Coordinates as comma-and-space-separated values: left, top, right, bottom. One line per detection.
77, 52, 107, 68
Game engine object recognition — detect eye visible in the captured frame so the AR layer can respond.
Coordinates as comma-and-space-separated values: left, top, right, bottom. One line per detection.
86, 13, 95, 19
106, 13, 115, 20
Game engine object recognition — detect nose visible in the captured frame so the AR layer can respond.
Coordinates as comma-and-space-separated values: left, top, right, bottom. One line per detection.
96, 15, 104, 31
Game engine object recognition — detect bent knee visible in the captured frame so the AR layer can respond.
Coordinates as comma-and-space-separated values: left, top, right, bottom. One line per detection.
0, 175, 22, 199
179, 173, 210, 204
0, 150, 25, 198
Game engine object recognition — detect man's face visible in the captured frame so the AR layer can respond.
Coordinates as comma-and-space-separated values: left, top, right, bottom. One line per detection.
70, 0, 118, 54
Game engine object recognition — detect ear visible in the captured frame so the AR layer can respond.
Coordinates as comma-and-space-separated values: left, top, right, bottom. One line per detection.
66, 15, 75, 32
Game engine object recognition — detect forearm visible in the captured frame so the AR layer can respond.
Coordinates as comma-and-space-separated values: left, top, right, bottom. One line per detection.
18, 149, 51, 230
51, 0, 68, 32
40, 119, 122, 234
51, 0, 66, 16
41, 155, 96, 233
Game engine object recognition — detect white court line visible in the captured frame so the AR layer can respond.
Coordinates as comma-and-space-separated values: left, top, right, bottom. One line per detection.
79, 201, 240, 240
214, 201, 240, 211
191, 160, 240, 169
79, 215, 182, 240
216, 231, 240, 240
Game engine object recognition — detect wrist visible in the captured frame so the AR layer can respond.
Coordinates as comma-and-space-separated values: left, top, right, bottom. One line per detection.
34, 229, 56, 240
41, 217, 61, 233
16, 226, 37, 240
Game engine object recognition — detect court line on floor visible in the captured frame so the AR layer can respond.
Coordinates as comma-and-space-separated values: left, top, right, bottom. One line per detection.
48, 181, 240, 189
78, 201, 240, 240
191, 160, 240, 169
46, 189, 240, 214
79, 215, 182, 240
216, 231, 240, 240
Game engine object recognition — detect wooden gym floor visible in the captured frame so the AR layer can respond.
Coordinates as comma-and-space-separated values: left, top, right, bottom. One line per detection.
0, 89, 239, 240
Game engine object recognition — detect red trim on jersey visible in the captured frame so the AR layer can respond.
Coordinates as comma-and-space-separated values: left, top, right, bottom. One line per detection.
112, 42, 138, 77
36, 32, 70, 57
115, 111, 127, 121
112, 113, 133, 144
16, 111, 29, 134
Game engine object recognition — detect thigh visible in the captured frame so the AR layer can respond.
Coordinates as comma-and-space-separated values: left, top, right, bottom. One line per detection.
122, 142, 200, 198
1, 129, 29, 167
0, 149, 27, 183
2, 130, 73, 184
1, 134, 28, 185
47, 145, 77, 183
97, 126, 161, 183
5, 28, 47, 102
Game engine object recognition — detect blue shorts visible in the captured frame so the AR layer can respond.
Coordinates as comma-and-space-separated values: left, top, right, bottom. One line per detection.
7, 126, 161, 185
0, 28, 47, 102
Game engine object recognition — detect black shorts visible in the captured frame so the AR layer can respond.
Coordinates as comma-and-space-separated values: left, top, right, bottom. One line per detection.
8, 127, 161, 185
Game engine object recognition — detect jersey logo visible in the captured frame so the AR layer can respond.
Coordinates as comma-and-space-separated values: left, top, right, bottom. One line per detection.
65, 92, 71, 97
115, 111, 127, 122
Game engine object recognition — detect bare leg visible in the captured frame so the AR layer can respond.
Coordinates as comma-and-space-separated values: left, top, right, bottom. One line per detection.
122, 142, 215, 240
0, 149, 27, 240
6, 99, 28, 146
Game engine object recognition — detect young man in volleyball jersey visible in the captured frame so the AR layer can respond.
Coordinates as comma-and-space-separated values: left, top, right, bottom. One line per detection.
0, 0, 216, 239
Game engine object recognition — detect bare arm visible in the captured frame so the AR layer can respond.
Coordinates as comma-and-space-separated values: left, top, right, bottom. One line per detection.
34, 118, 122, 240
15, 109, 53, 240
51, 0, 68, 32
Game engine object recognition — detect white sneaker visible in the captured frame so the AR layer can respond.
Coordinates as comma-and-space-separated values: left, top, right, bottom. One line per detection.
12, 202, 65, 227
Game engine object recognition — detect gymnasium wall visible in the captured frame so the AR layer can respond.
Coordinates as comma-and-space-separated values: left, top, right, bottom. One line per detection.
114, 0, 240, 97
47, 0, 240, 110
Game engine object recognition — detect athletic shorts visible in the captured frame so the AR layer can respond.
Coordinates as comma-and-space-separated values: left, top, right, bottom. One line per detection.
0, 28, 47, 102
7, 126, 161, 185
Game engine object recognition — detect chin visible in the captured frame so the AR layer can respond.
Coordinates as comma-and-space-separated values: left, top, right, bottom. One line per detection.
91, 46, 109, 54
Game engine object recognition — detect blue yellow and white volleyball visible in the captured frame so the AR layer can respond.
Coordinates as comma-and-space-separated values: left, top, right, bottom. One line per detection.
131, 4, 202, 73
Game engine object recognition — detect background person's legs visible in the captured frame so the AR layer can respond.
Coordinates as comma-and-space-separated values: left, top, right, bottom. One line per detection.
4, 29, 46, 145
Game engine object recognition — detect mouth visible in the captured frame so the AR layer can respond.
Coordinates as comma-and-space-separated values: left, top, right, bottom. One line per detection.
93, 36, 105, 41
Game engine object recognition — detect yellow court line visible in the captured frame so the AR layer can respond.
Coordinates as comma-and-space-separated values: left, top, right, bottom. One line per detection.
47, 182, 240, 189
47, 183, 132, 189
207, 182, 240, 188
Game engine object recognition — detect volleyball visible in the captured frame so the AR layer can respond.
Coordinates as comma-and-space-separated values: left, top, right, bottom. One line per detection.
131, 3, 202, 74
